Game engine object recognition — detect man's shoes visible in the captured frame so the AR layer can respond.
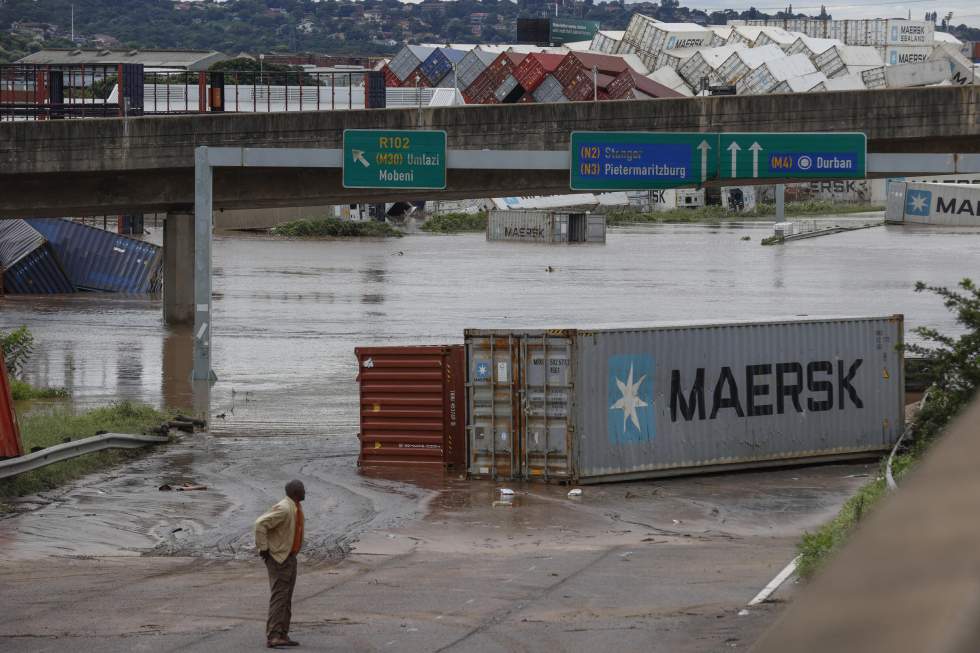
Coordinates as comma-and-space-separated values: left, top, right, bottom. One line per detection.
267, 637, 290, 648
284, 640, 300, 647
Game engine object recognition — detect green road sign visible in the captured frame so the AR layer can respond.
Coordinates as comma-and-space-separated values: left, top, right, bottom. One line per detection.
719, 132, 866, 181
550, 18, 600, 44
569, 131, 867, 190
343, 129, 446, 189
569, 131, 717, 191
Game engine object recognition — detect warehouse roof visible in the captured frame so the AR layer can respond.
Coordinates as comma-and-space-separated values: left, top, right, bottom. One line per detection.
16, 49, 230, 71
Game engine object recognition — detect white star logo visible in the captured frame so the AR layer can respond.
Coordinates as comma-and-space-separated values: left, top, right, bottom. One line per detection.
610, 363, 648, 432
909, 193, 929, 212
478, 364, 488, 376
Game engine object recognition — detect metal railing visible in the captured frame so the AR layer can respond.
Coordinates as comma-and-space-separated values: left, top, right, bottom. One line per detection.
0, 63, 127, 121
0, 432, 169, 480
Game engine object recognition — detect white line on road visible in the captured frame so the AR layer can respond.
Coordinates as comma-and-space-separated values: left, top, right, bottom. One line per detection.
748, 555, 801, 606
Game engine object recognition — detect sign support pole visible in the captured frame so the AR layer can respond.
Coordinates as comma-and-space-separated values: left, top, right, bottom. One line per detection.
775, 184, 785, 222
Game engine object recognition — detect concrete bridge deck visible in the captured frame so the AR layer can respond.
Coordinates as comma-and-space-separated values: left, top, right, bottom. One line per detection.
1, 86, 977, 217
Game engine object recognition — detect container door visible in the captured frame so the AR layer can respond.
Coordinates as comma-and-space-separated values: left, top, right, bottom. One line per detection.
885, 181, 907, 223
467, 334, 520, 479
520, 334, 574, 480
587, 215, 607, 243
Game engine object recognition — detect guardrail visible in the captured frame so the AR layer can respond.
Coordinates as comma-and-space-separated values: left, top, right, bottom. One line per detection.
0, 432, 169, 480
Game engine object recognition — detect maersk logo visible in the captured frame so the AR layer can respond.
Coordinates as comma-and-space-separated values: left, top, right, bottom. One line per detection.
906, 190, 932, 216
608, 354, 655, 444
889, 50, 897, 65
666, 36, 677, 49
891, 26, 898, 41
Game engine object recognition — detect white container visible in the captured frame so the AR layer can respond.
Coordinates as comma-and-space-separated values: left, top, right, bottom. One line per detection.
727, 26, 767, 47
676, 45, 744, 87
734, 18, 933, 47
885, 20, 933, 46
882, 46, 932, 66
736, 53, 817, 95
653, 47, 701, 71
814, 45, 883, 78
860, 66, 886, 89
721, 186, 757, 211
772, 71, 829, 93
823, 73, 867, 91
709, 26, 733, 47
884, 60, 949, 87
886, 182, 980, 226
646, 67, 694, 96
754, 27, 801, 50
785, 36, 843, 59
486, 210, 606, 243
465, 316, 904, 483
624, 16, 714, 54
716, 44, 784, 84
590, 30, 625, 55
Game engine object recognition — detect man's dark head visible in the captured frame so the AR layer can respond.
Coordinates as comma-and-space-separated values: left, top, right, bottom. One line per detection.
285, 480, 305, 503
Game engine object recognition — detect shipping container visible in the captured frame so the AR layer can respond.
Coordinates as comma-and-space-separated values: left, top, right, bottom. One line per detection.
0, 219, 45, 271
881, 45, 933, 66
716, 44, 785, 84
0, 242, 75, 294
737, 53, 818, 95
676, 45, 745, 87
590, 30, 625, 54
734, 18, 933, 47
455, 47, 506, 92
606, 69, 683, 100
26, 219, 162, 293
564, 72, 616, 102
417, 47, 469, 86
813, 45, 883, 78
624, 17, 714, 53
487, 210, 605, 244
355, 346, 466, 470
513, 53, 567, 93
822, 72, 867, 90
727, 26, 768, 47
785, 35, 844, 59
380, 64, 402, 88
553, 52, 636, 88
886, 182, 980, 226
463, 52, 525, 104
0, 349, 24, 458
531, 74, 568, 103
466, 316, 904, 483
493, 74, 524, 103
860, 66, 886, 89
388, 45, 437, 82
884, 60, 948, 87
709, 26, 733, 47
651, 47, 700, 71
771, 71, 829, 93
755, 27, 802, 50
646, 66, 695, 96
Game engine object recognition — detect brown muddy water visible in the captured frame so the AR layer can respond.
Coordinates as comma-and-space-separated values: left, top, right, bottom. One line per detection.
0, 218, 975, 559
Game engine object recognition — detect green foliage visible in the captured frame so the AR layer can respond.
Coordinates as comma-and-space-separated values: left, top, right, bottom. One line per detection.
208, 58, 319, 85
421, 211, 488, 233
10, 379, 69, 401
270, 217, 402, 238
1, 326, 34, 377
605, 201, 883, 226
905, 279, 980, 449
0, 402, 172, 500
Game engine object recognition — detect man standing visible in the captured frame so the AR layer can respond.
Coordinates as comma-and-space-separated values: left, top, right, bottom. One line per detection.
255, 479, 305, 648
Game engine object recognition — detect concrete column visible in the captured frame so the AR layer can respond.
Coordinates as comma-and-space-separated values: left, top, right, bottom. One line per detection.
775, 184, 786, 222
163, 212, 195, 325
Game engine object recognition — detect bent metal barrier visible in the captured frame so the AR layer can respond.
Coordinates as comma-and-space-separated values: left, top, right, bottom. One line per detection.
0, 432, 170, 479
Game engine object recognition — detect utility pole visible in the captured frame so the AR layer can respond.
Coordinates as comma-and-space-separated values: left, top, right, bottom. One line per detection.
71, 4, 74, 43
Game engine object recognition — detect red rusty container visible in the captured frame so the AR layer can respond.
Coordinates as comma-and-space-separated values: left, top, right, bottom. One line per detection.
381, 64, 402, 88
563, 71, 616, 101
463, 52, 526, 104
514, 53, 567, 93
606, 69, 684, 100
553, 52, 634, 89
355, 346, 466, 470
0, 351, 24, 459
401, 68, 433, 88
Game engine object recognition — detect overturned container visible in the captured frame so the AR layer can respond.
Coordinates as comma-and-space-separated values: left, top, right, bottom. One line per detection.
466, 315, 904, 483
487, 210, 606, 244
356, 346, 466, 471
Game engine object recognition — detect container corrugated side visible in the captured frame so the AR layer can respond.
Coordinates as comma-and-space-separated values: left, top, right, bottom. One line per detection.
389, 45, 436, 82
0, 242, 75, 294
26, 219, 162, 293
572, 316, 904, 483
884, 60, 948, 87
487, 210, 567, 243
0, 219, 45, 270
532, 75, 568, 103
355, 345, 466, 470
898, 182, 980, 226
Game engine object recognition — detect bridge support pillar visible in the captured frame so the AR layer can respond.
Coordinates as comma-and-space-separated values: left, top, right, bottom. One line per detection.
163, 212, 195, 325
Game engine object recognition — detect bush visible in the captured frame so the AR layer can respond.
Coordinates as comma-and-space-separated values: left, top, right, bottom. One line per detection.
421, 212, 488, 233
604, 201, 884, 225
270, 218, 402, 238
1, 326, 34, 377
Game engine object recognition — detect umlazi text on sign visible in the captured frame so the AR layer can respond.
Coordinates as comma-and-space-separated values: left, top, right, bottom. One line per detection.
343, 129, 446, 190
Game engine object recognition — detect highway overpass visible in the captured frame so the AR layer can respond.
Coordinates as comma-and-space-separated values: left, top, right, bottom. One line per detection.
1, 85, 978, 218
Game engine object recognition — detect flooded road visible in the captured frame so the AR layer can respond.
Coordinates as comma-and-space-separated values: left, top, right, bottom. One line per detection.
1, 218, 974, 439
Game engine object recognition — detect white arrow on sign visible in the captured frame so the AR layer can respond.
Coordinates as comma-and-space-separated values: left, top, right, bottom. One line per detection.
352, 149, 370, 168
727, 142, 741, 178
749, 142, 763, 179
697, 140, 711, 183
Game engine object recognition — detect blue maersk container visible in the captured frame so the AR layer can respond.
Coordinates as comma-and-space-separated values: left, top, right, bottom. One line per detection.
418, 48, 468, 86
25, 219, 163, 293
0, 220, 75, 294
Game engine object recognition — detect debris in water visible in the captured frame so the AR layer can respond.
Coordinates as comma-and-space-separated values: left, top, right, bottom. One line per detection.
159, 483, 208, 492
567, 488, 583, 497
737, 609, 750, 616
492, 500, 513, 508
498, 488, 515, 495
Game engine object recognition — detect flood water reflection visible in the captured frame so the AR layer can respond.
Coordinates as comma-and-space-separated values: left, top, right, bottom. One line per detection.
2, 220, 977, 443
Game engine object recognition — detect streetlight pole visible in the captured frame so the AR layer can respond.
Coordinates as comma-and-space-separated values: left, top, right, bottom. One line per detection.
259, 53, 264, 84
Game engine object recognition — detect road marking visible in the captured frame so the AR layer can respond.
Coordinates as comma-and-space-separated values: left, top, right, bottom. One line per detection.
748, 555, 800, 606
727, 141, 741, 177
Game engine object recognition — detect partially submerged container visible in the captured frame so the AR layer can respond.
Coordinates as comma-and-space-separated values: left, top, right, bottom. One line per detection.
26, 219, 163, 293
886, 182, 980, 226
487, 210, 606, 244
0, 220, 74, 294
355, 346, 466, 470
466, 316, 904, 483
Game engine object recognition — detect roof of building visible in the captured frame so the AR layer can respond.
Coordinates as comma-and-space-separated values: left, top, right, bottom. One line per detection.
16, 49, 230, 71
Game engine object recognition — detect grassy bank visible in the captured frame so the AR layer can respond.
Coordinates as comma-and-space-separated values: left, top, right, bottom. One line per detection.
421, 212, 488, 233
0, 402, 172, 505
606, 201, 884, 226
270, 217, 402, 238
10, 379, 69, 401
